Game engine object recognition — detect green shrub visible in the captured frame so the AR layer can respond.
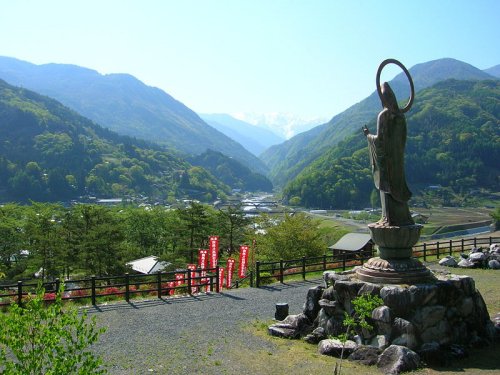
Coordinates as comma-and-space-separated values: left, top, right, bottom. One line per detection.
0, 285, 107, 374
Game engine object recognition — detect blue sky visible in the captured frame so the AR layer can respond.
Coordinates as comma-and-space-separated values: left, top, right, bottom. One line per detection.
1, 0, 499, 120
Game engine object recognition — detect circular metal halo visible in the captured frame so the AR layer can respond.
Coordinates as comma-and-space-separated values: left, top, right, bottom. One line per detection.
376, 58, 414, 113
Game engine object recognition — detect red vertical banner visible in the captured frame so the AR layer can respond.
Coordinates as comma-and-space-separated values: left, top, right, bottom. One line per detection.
209, 236, 219, 269
198, 249, 208, 269
218, 267, 225, 291
198, 249, 209, 291
226, 258, 235, 288
239, 245, 249, 278
175, 273, 185, 286
187, 264, 197, 293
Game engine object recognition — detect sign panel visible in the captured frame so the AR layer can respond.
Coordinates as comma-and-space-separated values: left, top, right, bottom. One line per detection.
238, 245, 249, 278
209, 236, 219, 269
226, 258, 235, 288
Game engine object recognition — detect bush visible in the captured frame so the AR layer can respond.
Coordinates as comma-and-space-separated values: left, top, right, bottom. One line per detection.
0, 285, 107, 374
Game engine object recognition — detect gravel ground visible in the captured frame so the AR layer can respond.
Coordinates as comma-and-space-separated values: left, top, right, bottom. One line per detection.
88, 279, 324, 374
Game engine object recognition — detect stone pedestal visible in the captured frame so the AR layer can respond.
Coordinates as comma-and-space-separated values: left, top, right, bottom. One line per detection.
356, 223, 433, 284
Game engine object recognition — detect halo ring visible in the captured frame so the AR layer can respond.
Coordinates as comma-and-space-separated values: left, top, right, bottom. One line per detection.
376, 59, 414, 113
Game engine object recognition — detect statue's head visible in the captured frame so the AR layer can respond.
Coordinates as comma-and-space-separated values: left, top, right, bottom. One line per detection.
380, 82, 400, 113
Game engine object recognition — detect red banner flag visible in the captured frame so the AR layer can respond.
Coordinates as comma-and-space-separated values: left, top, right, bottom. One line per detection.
218, 267, 225, 291
175, 273, 185, 286
226, 258, 235, 288
198, 249, 208, 269
209, 236, 219, 269
239, 245, 249, 278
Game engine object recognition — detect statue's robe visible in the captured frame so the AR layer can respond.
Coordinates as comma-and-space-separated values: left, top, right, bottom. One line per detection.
367, 107, 413, 226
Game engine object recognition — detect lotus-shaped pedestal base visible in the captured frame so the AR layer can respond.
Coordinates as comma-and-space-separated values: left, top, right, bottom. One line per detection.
356, 223, 433, 284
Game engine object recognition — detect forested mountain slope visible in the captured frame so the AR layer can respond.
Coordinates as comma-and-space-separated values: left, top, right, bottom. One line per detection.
189, 150, 273, 192
0, 56, 268, 175
0, 79, 230, 202
282, 80, 500, 209
262, 58, 496, 187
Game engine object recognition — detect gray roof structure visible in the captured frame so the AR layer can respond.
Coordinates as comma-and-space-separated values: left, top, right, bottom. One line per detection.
328, 233, 372, 252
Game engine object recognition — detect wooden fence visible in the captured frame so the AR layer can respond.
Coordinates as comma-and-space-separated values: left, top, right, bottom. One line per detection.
1, 236, 498, 307
0, 267, 221, 308
255, 236, 499, 287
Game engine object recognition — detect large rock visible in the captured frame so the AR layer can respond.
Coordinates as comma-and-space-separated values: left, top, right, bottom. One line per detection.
372, 305, 393, 336
323, 271, 349, 287
334, 280, 364, 313
380, 286, 412, 317
348, 345, 381, 365
318, 338, 357, 357
377, 345, 421, 375
488, 259, 500, 269
411, 305, 446, 332
268, 313, 313, 339
458, 258, 475, 268
303, 286, 324, 321
409, 284, 438, 307
439, 256, 458, 267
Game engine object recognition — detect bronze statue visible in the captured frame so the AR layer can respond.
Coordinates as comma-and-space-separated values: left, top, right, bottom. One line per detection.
363, 59, 415, 227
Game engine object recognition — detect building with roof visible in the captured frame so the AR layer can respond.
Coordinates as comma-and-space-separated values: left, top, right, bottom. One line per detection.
125, 256, 171, 274
328, 233, 374, 259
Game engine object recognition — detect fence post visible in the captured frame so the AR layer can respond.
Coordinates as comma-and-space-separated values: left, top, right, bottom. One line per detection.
323, 254, 327, 271
91, 276, 96, 306
279, 259, 284, 283
17, 280, 23, 307
215, 266, 220, 293
449, 239, 453, 255
436, 242, 440, 259
302, 256, 306, 280
423, 243, 427, 262
125, 273, 130, 302
157, 272, 162, 299
342, 253, 346, 271
489, 236, 492, 246
187, 269, 192, 295
55, 278, 61, 295
474, 237, 477, 248
256, 261, 260, 288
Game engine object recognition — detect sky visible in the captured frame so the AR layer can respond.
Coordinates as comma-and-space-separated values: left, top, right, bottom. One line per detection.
1, 0, 499, 121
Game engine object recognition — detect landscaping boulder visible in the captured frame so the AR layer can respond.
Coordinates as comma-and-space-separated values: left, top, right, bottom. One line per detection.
377, 345, 421, 375
439, 256, 458, 267
318, 338, 357, 357
303, 285, 324, 321
457, 258, 475, 268
268, 313, 313, 339
488, 259, 500, 269
348, 345, 381, 365
380, 286, 412, 317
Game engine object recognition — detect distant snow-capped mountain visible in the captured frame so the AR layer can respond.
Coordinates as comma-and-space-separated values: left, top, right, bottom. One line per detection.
231, 112, 328, 139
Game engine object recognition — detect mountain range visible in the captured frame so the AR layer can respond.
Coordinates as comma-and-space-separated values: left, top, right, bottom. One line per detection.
0, 56, 268, 175
261, 58, 498, 187
200, 113, 284, 156
283, 79, 499, 209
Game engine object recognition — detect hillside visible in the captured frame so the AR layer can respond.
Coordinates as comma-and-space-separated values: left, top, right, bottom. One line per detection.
189, 149, 273, 192
0, 56, 268, 175
262, 58, 497, 187
0, 79, 230, 202
200, 113, 284, 156
283, 79, 500, 209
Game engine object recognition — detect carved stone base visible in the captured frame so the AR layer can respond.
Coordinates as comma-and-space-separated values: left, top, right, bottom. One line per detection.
356, 257, 434, 284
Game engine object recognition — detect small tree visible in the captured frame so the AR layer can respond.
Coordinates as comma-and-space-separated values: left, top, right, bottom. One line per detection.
0, 285, 106, 374
334, 293, 383, 375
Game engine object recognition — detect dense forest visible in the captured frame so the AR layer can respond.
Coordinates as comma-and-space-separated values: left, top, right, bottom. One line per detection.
283, 80, 500, 209
0, 79, 234, 202
189, 150, 273, 192
0, 203, 336, 283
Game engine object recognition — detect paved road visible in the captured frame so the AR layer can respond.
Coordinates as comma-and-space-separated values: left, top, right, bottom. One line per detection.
88, 279, 324, 374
